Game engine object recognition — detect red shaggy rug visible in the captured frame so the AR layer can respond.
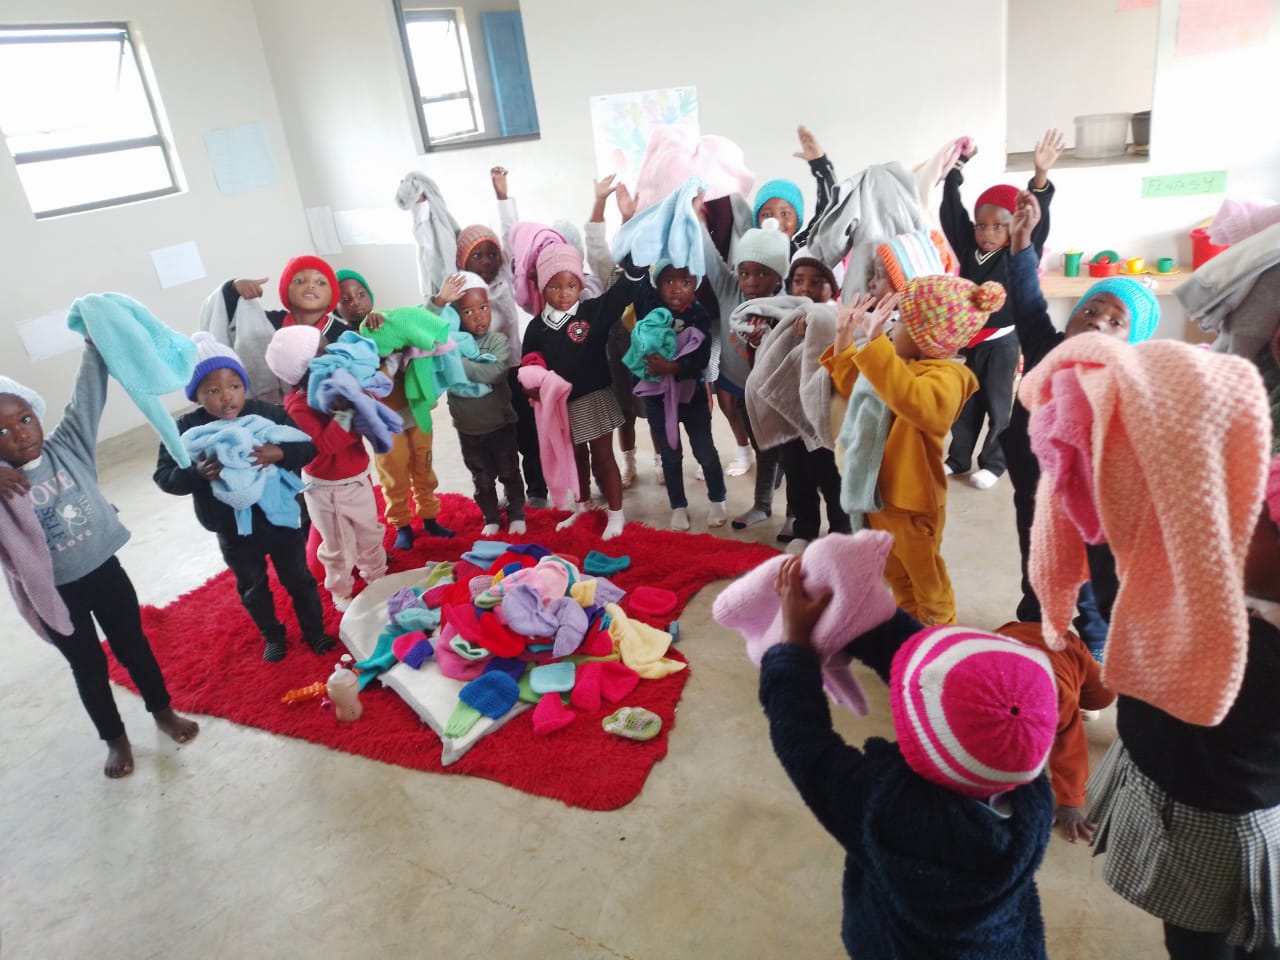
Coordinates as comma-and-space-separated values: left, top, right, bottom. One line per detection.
109, 493, 776, 811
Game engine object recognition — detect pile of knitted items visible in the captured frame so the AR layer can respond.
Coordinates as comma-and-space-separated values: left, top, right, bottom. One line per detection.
516, 358, 578, 508
1020, 335, 1271, 726
631, 324, 707, 449
359, 306, 461, 432
739, 296, 839, 452
611, 178, 707, 279
395, 171, 462, 299
66, 292, 197, 467
180, 414, 312, 535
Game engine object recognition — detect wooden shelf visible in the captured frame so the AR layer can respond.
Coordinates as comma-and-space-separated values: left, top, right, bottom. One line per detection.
1005, 146, 1149, 172
1039, 265, 1190, 300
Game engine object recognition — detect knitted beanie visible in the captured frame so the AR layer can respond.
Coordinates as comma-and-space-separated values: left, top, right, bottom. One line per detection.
890, 625, 1057, 799
278, 255, 339, 313
335, 268, 374, 307
974, 184, 1019, 215
185, 331, 250, 401
651, 258, 704, 287
535, 242, 585, 293
264, 325, 322, 387
457, 271, 489, 294
874, 230, 959, 292
753, 178, 805, 226
455, 224, 502, 270
1071, 277, 1161, 343
0, 376, 46, 420
734, 226, 790, 281
898, 276, 1006, 359
787, 256, 839, 298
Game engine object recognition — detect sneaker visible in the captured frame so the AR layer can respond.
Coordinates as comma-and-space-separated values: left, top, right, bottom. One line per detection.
969, 469, 999, 490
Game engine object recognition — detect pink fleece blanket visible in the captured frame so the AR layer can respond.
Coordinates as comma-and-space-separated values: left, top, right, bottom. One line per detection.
516, 362, 578, 508
0, 484, 73, 638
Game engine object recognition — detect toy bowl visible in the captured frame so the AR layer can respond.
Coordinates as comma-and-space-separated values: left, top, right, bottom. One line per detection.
1089, 260, 1120, 277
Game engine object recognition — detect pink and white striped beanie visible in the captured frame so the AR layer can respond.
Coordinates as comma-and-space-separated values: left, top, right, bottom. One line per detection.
890, 626, 1057, 800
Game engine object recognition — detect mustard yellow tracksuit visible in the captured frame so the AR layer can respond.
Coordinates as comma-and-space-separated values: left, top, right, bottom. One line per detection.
373, 365, 441, 526
822, 336, 977, 625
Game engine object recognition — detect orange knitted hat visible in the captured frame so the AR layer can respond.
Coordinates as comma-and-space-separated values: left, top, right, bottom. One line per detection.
874, 230, 960, 292
897, 276, 1006, 359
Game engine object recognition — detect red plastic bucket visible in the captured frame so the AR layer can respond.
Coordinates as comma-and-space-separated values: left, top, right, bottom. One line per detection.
1190, 227, 1229, 269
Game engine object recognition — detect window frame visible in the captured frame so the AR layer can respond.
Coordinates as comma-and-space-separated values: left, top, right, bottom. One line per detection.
395, 5, 482, 146
0, 21, 180, 219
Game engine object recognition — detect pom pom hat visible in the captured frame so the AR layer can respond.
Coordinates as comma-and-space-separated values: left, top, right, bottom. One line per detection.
186, 331, 250, 401
278, 255, 339, 314
897, 276, 1007, 358
890, 625, 1057, 799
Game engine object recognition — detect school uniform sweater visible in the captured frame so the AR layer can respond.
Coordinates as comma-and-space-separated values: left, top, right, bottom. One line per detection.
446, 330, 517, 436
822, 337, 977, 515
153, 400, 317, 538
283, 389, 370, 481
760, 609, 1054, 960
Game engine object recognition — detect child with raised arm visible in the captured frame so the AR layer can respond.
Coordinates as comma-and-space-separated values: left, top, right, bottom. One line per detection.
940, 129, 1063, 490
0, 357, 198, 779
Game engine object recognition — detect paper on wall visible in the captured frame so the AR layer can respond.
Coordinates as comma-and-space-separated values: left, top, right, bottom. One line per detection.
203, 121, 280, 194
333, 208, 411, 246
589, 86, 699, 182
17, 310, 84, 363
1176, 0, 1272, 56
150, 240, 207, 289
306, 206, 343, 256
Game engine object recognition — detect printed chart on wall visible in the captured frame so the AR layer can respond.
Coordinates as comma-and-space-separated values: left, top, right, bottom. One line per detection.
1176, 0, 1272, 56
589, 86, 699, 183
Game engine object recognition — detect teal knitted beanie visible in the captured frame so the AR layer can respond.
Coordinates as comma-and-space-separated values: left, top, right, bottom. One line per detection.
1072, 278, 1161, 343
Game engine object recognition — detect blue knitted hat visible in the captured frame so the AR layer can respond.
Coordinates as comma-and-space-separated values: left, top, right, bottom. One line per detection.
1072, 278, 1161, 343
753, 179, 804, 227
0, 376, 46, 420
186, 331, 250, 401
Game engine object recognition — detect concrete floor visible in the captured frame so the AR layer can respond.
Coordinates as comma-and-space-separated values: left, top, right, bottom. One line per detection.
0, 411, 1164, 959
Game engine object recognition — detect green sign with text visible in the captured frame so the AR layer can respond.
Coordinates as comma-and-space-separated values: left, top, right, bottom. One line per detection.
1142, 171, 1228, 198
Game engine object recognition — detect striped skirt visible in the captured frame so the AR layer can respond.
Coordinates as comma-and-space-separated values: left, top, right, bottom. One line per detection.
1089, 740, 1280, 950
567, 388, 624, 445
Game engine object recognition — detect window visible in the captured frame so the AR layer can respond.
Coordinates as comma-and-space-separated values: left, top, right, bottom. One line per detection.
0, 23, 180, 218
402, 9, 483, 142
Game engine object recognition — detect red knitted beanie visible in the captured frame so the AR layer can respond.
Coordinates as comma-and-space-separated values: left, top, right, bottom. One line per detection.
974, 184, 1019, 215
278, 255, 339, 313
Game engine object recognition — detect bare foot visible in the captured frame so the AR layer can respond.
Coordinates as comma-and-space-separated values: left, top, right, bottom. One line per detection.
105, 735, 135, 779
154, 707, 200, 745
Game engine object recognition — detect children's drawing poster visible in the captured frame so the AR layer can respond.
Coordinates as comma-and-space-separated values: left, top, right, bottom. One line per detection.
589, 86, 699, 182
1176, 0, 1272, 56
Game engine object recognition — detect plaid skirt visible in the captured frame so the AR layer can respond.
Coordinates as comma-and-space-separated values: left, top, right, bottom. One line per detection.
1089, 740, 1280, 950
567, 388, 623, 445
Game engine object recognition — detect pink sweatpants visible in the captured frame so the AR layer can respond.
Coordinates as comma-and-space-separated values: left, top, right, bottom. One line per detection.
302, 473, 387, 598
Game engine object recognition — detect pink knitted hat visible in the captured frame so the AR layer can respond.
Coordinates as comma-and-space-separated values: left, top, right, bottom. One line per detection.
890, 626, 1057, 799
712, 530, 898, 715
535, 243, 585, 295
264, 325, 322, 386
897, 276, 1006, 359
1019, 335, 1271, 726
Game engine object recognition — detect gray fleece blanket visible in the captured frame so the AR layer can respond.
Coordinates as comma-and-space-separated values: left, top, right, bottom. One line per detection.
199, 287, 286, 404
1175, 222, 1280, 359
396, 171, 462, 299
738, 296, 839, 452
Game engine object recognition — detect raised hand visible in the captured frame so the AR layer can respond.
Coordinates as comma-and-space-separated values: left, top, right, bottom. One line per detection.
434, 273, 467, 306
615, 183, 638, 223
836, 295, 873, 353
860, 293, 901, 342
490, 166, 509, 200
1033, 129, 1066, 181
234, 277, 269, 300
1010, 190, 1042, 254
593, 173, 618, 203
792, 124, 824, 162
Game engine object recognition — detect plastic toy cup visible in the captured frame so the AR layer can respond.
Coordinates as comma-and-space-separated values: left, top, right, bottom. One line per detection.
1125, 256, 1145, 274
1157, 257, 1175, 273
1064, 250, 1083, 277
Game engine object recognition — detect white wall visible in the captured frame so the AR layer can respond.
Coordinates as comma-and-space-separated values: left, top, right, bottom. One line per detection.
1, 0, 311, 441
1007, 0, 1158, 153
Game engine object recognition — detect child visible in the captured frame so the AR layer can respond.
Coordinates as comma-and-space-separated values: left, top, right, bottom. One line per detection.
264, 326, 388, 611
521, 241, 640, 540
758, 550, 1057, 959
1021, 338, 1277, 959
753, 125, 837, 252
154, 333, 332, 662
332, 268, 377, 334
0, 360, 199, 778
342, 270, 454, 550
939, 129, 1063, 489
1001, 190, 1159, 658
624, 261, 727, 530
437, 271, 527, 536
822, 276, 1004, 625
701, 222, 793, 525
220, 255, 347, 343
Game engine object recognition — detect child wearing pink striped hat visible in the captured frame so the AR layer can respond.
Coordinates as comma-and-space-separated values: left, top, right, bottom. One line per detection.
757, 551, 1057, 960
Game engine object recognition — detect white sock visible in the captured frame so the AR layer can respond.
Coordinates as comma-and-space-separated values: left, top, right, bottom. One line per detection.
969, 468, 999, 490
555, 500, 590, 532
508, 519, 527, 535
707, 500, 727, 528
734, 444, 753, 462
670, 507, 691, 531
602, 508, 626, 540
481, 522, 501, 536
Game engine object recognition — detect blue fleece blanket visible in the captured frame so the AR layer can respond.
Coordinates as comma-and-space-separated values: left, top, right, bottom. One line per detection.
611, 178, 706, 279
306, 331, 393, 408
439, 305, 497, 398
313, 368, 404, 455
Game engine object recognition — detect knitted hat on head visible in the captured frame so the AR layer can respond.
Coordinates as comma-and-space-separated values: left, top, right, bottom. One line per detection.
264, 325, 322, 387
734, 226, 790, 281
455, 224, 502, 270
278, 255, 339, 314
457, 271, 489, 294
974, 184, 1019, 215
891, 625, 1057, 799
0, 376, 46, 420
753, 179, 805, 227
650, 258, 704, 287
875, 230, 960, 292
898, 276, 1006, 359
185, 331, 250, 400
787, 256, 839, 299
535, 243, 585, 293
335, 269, 373, 307
1071, 277, 1161, 343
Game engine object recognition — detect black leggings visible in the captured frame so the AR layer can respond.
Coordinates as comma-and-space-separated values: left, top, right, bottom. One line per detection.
1164, 923, 1280, 959
44, 556, 172, 741
779, 440, 850, 541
